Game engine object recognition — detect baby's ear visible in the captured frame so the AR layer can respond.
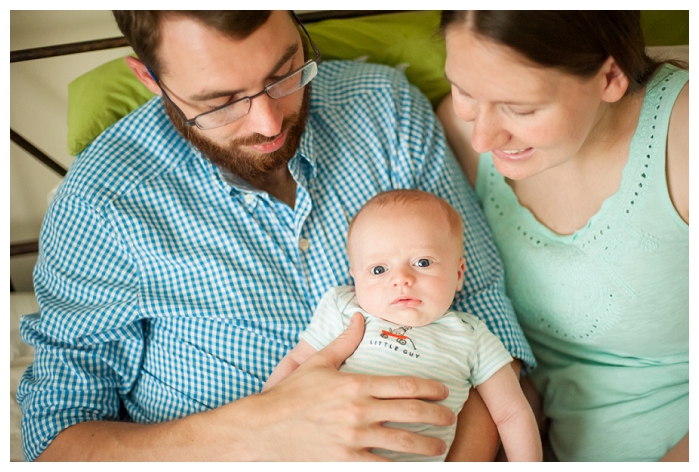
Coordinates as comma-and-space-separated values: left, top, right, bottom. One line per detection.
455, 257, 466, 291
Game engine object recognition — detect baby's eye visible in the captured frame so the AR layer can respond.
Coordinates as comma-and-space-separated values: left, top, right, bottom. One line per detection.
415, 259, 431, 268
371, 266, 386, 275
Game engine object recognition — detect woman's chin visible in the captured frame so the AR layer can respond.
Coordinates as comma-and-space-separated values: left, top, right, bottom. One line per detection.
491, 152, 538, 181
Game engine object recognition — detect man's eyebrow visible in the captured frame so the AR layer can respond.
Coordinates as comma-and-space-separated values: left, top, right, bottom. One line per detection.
190, 43, 300, 102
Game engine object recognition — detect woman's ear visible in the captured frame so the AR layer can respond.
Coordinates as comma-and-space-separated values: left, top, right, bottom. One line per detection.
124, 56, 162, 96
599, 56, 629, 103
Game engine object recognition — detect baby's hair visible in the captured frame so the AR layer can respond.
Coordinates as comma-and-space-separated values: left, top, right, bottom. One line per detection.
347, 189, 464, 252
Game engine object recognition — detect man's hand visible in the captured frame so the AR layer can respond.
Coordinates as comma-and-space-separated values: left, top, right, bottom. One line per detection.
238, 312, 456, 460
38, 313, 455, 461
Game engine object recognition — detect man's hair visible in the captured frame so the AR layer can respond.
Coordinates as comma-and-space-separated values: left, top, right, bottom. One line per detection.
347, 189, 464, 253
112, 11, 273, 77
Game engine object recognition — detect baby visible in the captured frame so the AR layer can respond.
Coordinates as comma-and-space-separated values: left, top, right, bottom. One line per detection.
264, 189, 541, 461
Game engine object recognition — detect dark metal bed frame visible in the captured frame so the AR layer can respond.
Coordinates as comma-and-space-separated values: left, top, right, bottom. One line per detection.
9, 10, 402, 289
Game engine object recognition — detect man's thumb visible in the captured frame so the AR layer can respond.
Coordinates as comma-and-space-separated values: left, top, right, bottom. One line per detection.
314, 312, 365, 369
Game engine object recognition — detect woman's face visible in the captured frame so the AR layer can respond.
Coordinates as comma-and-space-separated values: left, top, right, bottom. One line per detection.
444, 26, 611, 181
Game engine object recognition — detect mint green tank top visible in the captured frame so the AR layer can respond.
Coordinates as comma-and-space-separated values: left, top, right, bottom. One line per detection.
475, 65, 688, 461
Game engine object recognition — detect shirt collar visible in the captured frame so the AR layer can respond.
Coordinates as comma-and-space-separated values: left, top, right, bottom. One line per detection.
289, 122, 317, 188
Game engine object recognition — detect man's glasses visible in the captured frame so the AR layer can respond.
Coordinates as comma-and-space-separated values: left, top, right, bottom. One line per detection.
148, 12, 322, 130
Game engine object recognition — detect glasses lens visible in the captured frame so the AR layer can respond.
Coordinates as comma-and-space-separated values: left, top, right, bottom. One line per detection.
194, 99, 251, 130
267, 61, 318, 100
191, 60, 318, 130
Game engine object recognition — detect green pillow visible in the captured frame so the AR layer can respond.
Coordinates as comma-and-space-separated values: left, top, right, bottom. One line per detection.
66, 11, 448, 156
67, 55, 155, 156
640, 10, 689, 46
306, 11, 448, 108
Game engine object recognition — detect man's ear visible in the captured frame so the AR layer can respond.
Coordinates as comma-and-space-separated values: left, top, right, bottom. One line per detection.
124, 56, 162, 96
599, 56, 629, 103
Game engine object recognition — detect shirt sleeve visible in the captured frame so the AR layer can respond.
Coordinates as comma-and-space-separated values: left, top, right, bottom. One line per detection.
387, 74, 536, 371
469, 319, 515, 387
16, 193, 144, 462
300, 287, 348, 351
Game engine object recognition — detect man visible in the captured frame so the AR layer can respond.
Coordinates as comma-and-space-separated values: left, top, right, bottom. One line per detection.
18, 11, 534, 461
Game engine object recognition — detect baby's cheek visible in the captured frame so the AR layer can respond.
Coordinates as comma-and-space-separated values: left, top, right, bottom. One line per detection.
353, 284, 377, 313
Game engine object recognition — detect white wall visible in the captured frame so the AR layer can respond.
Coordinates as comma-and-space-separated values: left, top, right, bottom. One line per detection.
10, 11, 134, 291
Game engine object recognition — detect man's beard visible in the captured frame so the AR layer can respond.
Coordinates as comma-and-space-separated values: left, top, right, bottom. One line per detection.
164, 87, 310, 184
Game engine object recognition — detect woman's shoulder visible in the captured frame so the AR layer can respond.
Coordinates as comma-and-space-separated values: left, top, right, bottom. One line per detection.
665, 79, 689, 223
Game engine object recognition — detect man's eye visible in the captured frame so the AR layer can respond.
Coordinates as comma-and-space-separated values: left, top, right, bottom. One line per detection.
415, 259, 431, 268
207, 97, 236, 110
371, 266, 386, 275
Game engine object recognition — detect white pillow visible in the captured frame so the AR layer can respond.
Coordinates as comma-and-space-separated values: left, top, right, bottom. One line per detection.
647, 44, 689, 64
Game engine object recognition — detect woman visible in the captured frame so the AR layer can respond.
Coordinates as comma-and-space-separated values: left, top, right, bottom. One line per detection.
437, 11, 688, 461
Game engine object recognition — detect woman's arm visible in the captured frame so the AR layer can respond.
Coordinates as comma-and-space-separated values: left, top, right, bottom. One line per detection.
661, 75, 689, 461
659, 433, 689, 462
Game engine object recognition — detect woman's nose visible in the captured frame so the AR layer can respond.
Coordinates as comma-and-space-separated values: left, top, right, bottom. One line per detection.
470, 107, 510, 154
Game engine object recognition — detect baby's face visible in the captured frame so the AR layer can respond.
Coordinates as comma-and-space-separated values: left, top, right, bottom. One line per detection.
349, 200, 465, 327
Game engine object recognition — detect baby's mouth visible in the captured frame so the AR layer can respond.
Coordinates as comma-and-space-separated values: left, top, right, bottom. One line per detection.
392, 297, 422, 307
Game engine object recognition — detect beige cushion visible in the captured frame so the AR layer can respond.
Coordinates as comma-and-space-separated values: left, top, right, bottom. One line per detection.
647, 44, 689, 64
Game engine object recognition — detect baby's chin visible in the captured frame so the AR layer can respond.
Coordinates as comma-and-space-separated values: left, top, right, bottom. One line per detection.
371, 307, 444, 327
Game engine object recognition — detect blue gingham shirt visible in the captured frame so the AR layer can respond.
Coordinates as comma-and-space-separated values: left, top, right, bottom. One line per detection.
18, 60, 534, 461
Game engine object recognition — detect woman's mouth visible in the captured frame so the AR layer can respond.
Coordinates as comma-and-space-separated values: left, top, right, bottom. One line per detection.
492, 147, 534, 161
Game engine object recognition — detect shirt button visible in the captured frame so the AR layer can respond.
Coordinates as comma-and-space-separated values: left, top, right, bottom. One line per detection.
244, 194, 255, 204
299, 238, 311, 252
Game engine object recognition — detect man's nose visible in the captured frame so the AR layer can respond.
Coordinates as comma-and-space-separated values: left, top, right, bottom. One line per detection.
470, 107, 510, 154
246, 93, 284, 138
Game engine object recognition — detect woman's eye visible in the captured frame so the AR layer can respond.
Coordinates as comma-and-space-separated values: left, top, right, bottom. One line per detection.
415, 259, 431, 268
509, 108, 534, 117
371, 266, 386, 275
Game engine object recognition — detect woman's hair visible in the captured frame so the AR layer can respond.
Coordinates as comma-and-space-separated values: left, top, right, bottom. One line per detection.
440, 11, 683, 95
112, 11, 272, 77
